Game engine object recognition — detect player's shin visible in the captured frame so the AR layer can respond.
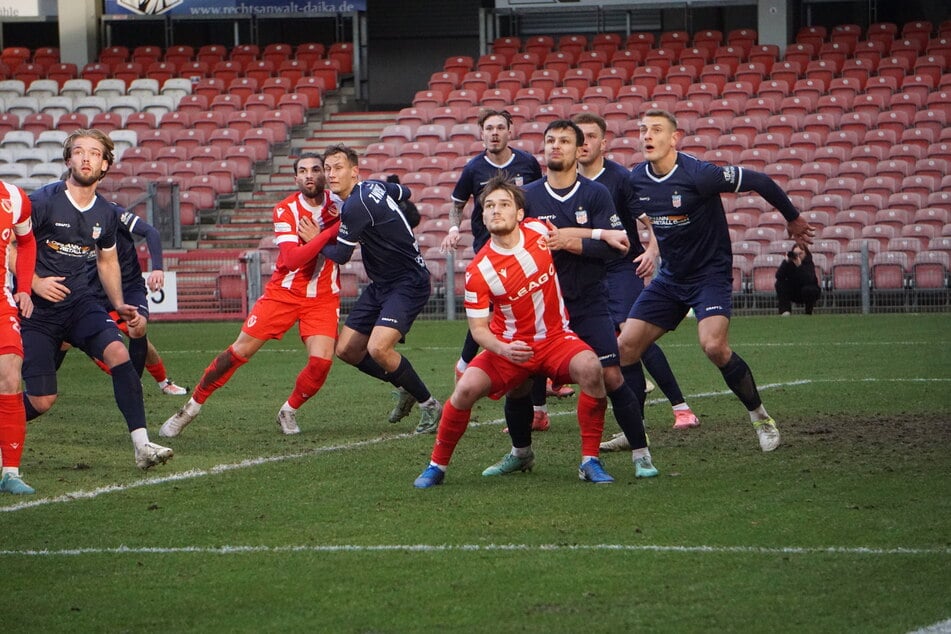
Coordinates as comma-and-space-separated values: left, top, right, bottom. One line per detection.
288, 356, 332, 409
430, 399, 470, 466
576, 391, 607, 458
718, 352, 763, 412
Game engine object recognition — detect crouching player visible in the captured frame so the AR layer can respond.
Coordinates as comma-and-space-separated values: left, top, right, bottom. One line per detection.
414, 175, 615, 488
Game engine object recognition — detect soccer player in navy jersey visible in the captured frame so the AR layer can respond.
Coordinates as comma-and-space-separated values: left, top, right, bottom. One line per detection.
493, 119, 659, 480
572, 113, 700, 446
320, 144, 442, 434
23, 128, 173, 470
441, 109, 546, 386
618, 109, 815, 452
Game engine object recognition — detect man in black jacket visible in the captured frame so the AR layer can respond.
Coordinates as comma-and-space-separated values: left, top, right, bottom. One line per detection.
775, 245, 821, 315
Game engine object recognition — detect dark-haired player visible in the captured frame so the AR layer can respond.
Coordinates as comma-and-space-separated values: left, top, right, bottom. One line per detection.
161, 153, 342, 437
499, 119, 659, 481
618, 109, 815, 452
320, 144, 441, 434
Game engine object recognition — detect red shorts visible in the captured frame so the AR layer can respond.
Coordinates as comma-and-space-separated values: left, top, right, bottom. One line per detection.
469, 333, 592, 400
242, 290, 340, 341
0, 302, 23, 357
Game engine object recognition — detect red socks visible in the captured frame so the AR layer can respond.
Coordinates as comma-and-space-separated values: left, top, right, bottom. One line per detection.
288, 356, 332, 409
193, 346, 248, 405
576, 392, 607, 458
430, 399, 469, 466
0, 393, 26, 468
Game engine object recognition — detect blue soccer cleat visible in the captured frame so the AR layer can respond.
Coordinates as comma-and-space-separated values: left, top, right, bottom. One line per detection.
414, 464, 445, 488
578, 458, 614, 484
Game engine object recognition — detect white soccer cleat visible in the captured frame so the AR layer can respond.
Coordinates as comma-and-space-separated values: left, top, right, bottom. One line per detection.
158, 379, 189, 396
160, 403, 198, 438
276, 409, 301, 435
754, 417, 782, 452
599, 431, 631, 452
135, 442, 174, 470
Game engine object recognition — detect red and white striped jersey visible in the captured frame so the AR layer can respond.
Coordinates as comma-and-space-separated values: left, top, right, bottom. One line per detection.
465, 219, 571, 342
267, 189, 342, 299
0, 180, 31, 308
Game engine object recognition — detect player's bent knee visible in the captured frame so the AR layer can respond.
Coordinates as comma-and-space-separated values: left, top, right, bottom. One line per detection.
27, 393, 56, 414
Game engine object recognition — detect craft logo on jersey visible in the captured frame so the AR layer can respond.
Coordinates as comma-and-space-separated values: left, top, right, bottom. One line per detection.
672, 193, 682, 209
574, 207, 588, 224
117, 0, 184, 15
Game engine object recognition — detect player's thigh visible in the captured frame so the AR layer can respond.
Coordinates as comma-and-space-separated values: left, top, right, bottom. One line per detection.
335, 325, 369, 362
122, 285, 150, 338
606, 262, 643, 327
342, 284, 384, 337
569, 312, 620, 368
297, 298, 340, 344
68, 299, 125, 364
242, 294, 300, 341
376, 280, 431, 336
20, 314, 64, 396
617, 318, 665, 364
0, 352, 23, 393
469, 350, 532, 402
627, 277, 690, 332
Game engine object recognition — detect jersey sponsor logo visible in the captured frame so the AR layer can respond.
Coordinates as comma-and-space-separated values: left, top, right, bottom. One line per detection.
46, 240, 92, 258
507, 262, 556, 301
274, 221, 292, 233
574, 207, 588, 224
120, 211, 136, 224
116, 0, 184, 15
722, 166, 738, 184
652, 215, 690, 227
608, 213, 623, 228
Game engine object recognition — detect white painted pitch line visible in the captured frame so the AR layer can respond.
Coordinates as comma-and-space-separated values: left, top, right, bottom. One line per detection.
909, 619, 951, 634
1, 377, 944, 515
1, 543, 948, 557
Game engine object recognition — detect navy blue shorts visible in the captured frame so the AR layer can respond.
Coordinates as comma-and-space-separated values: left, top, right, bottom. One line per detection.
566, 301, 619, 368
22, 294, 124, 395
628, 274, 733, 332
605, 259, 645, 328
97, 280, 150, 321
344, 278, 431, 336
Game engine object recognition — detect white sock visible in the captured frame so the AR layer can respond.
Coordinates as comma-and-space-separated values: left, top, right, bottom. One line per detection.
581, 455, 598, 464
421, 397, 438, 408
280, 401, 296, 413
2, 466, 19, 477
748, 405, 769, 423
185, 398, 202, 416
632, 447, 650, 460
673, 403, 690, 412
512, 446, 532, 458
131, 427, 149, 448
428, 462, 447, 472
533, 405, 547, 413
455, 359, 467, 374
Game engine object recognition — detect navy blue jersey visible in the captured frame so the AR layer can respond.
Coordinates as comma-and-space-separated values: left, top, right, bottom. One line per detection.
628, 152, 741, 282
522, 176, 624, 305
592, 158, 645, 261
452, 148, 542, 251
336, 180, 430, 286
29, 181, 118, 309
86, 206, 161, 293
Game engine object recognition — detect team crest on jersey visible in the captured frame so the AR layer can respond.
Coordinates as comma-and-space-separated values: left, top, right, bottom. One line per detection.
91, 223, 102, 240
514, 175, 524, 186
536, 236, 549, 251
575, 207, 588, 224
327, 202, 340, 218
1, 229, 9, 242
1, 199, 12, 215
672, 193, 682, 208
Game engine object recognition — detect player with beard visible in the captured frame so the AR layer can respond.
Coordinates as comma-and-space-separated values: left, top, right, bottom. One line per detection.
161, 153, 343, 437
572, 112, 700, 445
493, 119, 659, 481
23, 128, 173, 469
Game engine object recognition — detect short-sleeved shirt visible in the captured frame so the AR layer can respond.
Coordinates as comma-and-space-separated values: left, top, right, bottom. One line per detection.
522, 175, 623, 306
267, 189, 343, 299
628, 152, 741, 283
336, 180, 429, 287
452, 148, 542, 251
465, 219, 571, 344
28, 181, 118, 310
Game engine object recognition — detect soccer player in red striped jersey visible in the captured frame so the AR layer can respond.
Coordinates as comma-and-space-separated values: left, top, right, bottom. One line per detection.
161, 153, 343, 438
414, 175, 614, 488
0, 180, 36, 494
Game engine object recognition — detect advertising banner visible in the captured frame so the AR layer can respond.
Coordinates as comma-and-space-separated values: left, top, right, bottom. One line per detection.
104, 0, 365, 16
